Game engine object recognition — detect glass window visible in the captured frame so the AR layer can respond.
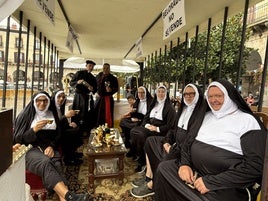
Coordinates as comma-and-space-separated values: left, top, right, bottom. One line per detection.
36, 40, 40, 50
0, 35, 2, 47
14, 52, 25, 63
0, 51, 4, 62
15, 37, 23, 48
34, 54, 43, 64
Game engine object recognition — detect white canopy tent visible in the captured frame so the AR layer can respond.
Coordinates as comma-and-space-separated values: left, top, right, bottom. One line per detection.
63, 57, 140, 73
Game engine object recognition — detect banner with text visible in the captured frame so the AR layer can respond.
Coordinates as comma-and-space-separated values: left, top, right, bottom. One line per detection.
162, 0, 185, 40
66, 28, 74, 53
35, 0, 55, 25
135, 37, 143, 59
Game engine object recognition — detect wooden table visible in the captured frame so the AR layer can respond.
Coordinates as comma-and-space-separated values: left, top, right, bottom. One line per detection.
86, 128, 127, 193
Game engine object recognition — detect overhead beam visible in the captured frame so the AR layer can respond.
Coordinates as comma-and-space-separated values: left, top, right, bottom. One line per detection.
124, 13, 162, 59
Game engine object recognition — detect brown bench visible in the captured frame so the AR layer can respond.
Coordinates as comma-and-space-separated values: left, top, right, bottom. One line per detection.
254, 112, 268, 201
250, 106, 268, 114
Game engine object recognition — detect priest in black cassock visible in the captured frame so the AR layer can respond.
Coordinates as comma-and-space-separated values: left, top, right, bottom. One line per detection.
154, 79, 267, 201
69, 60, 97, 132
95, 63, 118, 127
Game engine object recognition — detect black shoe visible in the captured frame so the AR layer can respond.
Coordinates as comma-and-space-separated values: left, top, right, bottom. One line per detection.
130, 184, 155, 198
64, 158, 83, 166
126, 150, 134, 158
65, 191, 93, 201
132, 155, 140, 161
135, 165, 146, 174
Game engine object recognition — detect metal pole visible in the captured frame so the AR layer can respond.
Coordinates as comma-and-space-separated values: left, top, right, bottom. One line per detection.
258, 36, 268, 111
13, 11, 23, 119
218, 7, 228, 79
23, 20, 30, 108
235, 0, 249, 89
2, 16, 10, 108
203, 18, 212, 93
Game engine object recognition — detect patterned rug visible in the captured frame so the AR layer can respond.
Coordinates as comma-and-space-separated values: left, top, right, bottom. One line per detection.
47, 141, 154, 201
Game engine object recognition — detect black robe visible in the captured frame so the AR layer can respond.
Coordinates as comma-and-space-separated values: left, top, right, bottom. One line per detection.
154, 79, 267, 201
13, 91, 61, 149
13, 91, 67, 191
120, 92, 153, 148
130, 96, 176, 165
51, 90, 82, 161
145, 84, 207, 179
95, 72, 118, 127
154, 130, 267, 201
69, 70, 97, 130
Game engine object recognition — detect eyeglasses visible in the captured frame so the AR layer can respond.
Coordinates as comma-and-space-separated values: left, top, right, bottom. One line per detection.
36, 99, 48, 103
183, 92, 195, 97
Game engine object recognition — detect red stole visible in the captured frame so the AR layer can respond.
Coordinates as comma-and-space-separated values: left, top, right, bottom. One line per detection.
105, 96, 112, 127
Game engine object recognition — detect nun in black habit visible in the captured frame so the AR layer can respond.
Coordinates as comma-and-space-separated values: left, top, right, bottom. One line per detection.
51, 90, 83, 166
154, 80, 267, 201
130, 84, 207, 198
120, 86, 153, 153
13, 91, 92, 201
130, 85, 176, 172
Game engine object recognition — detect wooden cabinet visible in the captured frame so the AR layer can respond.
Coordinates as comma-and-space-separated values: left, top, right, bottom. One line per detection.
0, 109, 13, 176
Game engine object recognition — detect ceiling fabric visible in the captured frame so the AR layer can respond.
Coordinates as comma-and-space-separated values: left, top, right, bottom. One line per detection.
0, 0, 25, 22
63, 57, 140, 73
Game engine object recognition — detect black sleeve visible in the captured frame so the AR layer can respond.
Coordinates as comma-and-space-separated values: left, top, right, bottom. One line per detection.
203, 129, 267, 190
162, 128, 176, 144
158, 104, 176, 134
69, 71, 79, 88
91, 75, 97, 94
141, 110, 151, 126
14, 126, 37, 145
110, 76, 118, 95
13, 111, 36, 145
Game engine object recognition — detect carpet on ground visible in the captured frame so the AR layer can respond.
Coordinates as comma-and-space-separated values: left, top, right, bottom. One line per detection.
46, 140, 154, 201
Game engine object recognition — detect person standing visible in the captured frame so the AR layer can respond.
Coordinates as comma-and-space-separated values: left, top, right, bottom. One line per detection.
95, 63, 118, 127
69, 60, 97, 132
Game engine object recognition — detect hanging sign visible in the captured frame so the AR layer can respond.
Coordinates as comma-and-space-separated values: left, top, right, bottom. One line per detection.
135, 37, 143, 59
66, 28, 73, 53
162, 0, 186, 40
35, 0, 55, 25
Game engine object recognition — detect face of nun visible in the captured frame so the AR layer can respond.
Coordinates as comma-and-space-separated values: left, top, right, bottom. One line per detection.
137, 88, 146, 100
207, 86, 225, 111
57, 92, 66, 106
35, 95, 49, 111
183, 86, 196, 105
157, 87, 166, 100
